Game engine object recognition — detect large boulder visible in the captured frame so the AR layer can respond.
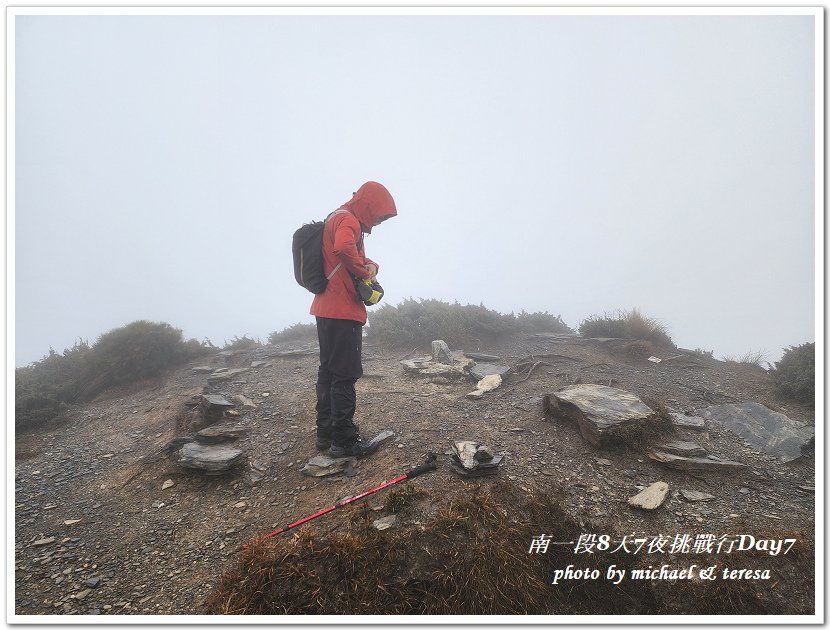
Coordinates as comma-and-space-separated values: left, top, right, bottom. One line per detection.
546, 384, 655, 446
697, 402, 813, 463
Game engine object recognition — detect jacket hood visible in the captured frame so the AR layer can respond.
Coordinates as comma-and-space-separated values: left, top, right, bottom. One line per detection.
340, 181, 397, 234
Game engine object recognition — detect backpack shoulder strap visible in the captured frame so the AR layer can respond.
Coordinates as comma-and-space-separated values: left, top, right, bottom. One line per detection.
323, 208, 351, 280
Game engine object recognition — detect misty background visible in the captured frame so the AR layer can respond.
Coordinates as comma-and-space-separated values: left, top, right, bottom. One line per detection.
14, 13, 816, 368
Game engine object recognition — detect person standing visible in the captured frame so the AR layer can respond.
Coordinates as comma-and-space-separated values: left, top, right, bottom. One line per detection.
310, 181, 397, 458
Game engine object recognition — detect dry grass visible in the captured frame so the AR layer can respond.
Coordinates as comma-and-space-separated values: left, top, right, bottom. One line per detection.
722, 350, 769, 369
203, 480, 814, 615
579, 308, 674, 348
384, 485, 423, 514
204, 483, 655, 615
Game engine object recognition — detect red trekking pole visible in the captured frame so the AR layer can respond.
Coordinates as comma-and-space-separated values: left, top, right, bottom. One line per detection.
243, 454, 438, 548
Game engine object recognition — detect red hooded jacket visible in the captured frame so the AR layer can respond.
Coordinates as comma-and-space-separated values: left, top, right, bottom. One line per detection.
310, 182, 397, 324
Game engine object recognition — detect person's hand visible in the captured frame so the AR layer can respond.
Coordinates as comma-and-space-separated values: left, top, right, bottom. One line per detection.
366, 263, 378, 281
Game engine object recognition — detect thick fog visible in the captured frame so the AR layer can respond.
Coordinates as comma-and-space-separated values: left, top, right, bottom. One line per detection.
13, 12, 817, 368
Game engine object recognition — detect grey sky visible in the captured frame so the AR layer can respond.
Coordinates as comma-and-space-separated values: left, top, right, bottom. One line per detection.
13, 12, 817, 367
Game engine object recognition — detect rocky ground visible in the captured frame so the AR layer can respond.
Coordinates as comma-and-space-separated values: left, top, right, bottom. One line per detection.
13, 333, 816, 616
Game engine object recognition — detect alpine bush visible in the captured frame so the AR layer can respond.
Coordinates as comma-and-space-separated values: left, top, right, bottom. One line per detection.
366, 299, 571, 346
268, 323, 318, 344
15, 321, 212, 432
771, 342, 815, 403
15, 340, 92, 431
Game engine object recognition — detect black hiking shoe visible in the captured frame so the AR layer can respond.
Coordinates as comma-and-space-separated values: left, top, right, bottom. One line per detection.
328, 437, 379, 459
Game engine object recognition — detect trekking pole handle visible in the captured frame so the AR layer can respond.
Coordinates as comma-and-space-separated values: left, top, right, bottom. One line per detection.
406, 453, 438, 479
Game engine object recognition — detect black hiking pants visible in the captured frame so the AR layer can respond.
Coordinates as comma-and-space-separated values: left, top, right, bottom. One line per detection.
315, 317, 363, 447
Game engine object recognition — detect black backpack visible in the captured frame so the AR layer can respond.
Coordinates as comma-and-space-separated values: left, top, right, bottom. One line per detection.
292, 210, 347, 294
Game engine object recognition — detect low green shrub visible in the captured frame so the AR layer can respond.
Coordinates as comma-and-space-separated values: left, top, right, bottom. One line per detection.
268, 323, 318, 344
15, 340, 92, 431
15, 321, 212, 432
512, 310, 571, 334
771, 342, 814, 403
222, 335, 261, 352
366, 299, 571, 346
579, 308, 674, 347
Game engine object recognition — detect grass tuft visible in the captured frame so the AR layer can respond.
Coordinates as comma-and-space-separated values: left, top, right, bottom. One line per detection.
579, 308, 674, 347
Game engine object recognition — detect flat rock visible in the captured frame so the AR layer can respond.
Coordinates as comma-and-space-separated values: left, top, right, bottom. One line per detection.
301, 455, 357, 477
191, 366, 214, 374
33, 537, 55, 546
548, 384, 655, 446
647, 450, 748, 473
373, 515, 397, 531
161, 479, 174, 490
250, 361, 269, 368
628, 482, 669, 510
532, 332, 577, 340
449, 456, 503, 478
195, 424, 248, 444
176, 442, 246, 473
697, 402, 813, 463
200, 394, 236, 408
466, 374, 502, 399
469, 363, 511, 381
271, 347, 317, 357
464, 352, 502, 361
656, 440, 707, 457
679, 489, 715, 502
670, 413, 706, 431
206, 368, 249, 384
367, 429, 396, 449
401, 354, 474, 379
